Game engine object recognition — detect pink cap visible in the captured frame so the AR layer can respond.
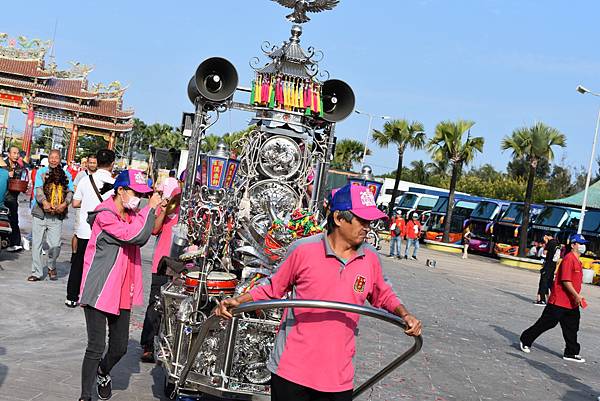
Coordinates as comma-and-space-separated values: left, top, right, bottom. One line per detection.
160, 177, 181, 198
330, 184, 387, 221
113, 169, 153, 194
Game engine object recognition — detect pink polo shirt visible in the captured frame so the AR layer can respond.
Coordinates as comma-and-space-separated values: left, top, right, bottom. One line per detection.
151, 206, 180, 274
249, 233, 402, 392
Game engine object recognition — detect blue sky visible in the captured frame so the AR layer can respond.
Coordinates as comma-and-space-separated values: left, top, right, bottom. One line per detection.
3, 0, 600, 175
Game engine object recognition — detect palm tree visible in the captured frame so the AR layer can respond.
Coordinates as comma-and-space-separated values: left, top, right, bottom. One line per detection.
501, 122, 566, 257
331, 139, 370, 171
428, 120, 484, 243
410, 160, 429, 184
372, 119, 426, 218
426, 159, 449, 176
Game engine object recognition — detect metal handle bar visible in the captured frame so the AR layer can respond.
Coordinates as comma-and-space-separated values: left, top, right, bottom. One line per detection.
178, 299, 422, 400
232, 300, 422, 399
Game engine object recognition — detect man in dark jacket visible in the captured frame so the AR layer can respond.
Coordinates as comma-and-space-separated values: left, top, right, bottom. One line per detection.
535, 232, 559, 305
4, 146, 27, 251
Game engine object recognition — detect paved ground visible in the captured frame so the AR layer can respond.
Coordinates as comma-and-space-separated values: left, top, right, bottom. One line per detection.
1, 202, 600, 400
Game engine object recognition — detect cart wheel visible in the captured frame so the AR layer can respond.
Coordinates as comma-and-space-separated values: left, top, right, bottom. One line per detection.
164, 376, 177, 400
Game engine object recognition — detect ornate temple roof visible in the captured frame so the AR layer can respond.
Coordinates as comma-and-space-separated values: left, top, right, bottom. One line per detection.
0, 57, 52, 78
0, 35, 134, 125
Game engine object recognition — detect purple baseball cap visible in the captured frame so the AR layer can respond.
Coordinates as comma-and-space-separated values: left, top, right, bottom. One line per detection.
330, 183, 387, 221
113, 169, 153, 194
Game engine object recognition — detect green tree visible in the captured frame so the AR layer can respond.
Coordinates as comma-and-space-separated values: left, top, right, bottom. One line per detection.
501, 122, 566, 257
410, 160, 429, 184
372, 119, 426, 218
331, 139, 370, 171
507, 156, 551, 180
32, 127, 53, 154
428, 120, 484, 242
77, 134, 108, 160
200, 134, 222, 153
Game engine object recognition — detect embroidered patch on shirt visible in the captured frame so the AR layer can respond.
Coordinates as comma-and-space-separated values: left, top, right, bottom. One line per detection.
353, 275, 366, 293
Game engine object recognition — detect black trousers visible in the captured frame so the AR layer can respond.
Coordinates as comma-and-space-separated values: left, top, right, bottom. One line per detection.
5, 192, 20, 247
271, 373, 353, 401
140, 273, 169, 351
81, 306, 131, 400
537, 262, 557, 301
520, 303, 581, 356
66, 237, 89, 302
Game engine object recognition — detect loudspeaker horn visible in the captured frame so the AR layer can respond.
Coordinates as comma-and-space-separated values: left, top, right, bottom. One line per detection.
320, 79, 355, 122
187, 77, 200, 104
192, 57, 239, 103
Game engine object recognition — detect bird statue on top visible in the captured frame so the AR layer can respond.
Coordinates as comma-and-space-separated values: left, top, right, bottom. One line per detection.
271, 0, 340, 24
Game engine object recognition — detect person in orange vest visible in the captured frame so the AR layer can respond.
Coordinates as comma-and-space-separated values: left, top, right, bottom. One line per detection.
404, 212, 422, 260
388, 211, 405, 259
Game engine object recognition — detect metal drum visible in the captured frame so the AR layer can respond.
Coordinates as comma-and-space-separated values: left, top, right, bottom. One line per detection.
184, 271, 202, 294
206, 271, 238, 296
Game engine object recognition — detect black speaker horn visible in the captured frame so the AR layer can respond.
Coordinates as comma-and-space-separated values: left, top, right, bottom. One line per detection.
187, 77, 200, 104
321, 79, 355, 123
192, 57, 239, 103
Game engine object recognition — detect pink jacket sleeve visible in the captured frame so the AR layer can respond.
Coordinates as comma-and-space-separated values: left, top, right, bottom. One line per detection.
98, 206, 156, 246
249, 249, 298, 301
368, 257, 402, 313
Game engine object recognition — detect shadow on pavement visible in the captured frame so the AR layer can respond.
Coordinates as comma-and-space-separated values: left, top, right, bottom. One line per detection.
507, 352, 596, 401
496, 289, 536, 304
490, 324, 563, 358
111, 339, 143, 391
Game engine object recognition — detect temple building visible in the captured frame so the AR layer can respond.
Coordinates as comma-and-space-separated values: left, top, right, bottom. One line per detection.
0, 34, 134, 161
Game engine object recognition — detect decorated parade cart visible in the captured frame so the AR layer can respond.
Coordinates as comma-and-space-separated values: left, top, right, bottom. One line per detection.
155, 1, 422, 399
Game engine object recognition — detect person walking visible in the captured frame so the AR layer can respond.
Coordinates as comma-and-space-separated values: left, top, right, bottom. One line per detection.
65, 150, 115, 307
28, 150, 73, 282
404, 213, 422, 260
535, 232, 559, 305
78, 169, 160, 401
4, 146, 27, 252
71, 155, 98, 255
520, 234, 587, 363
215, 184, 421, 401
462, 226, 472, 259
140, 177, 181, 362
388, 211, 405, 259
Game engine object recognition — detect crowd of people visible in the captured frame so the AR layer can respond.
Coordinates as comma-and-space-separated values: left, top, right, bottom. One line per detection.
1, 144, 587, 400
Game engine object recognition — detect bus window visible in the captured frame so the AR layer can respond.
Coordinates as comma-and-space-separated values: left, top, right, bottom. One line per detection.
417, 196, 437, 211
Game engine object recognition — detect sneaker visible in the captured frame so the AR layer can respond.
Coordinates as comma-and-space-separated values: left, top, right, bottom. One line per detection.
7, 245, 23, 252
21, 237, 30, 251
403, 255, 408, 260
97, 371, 112, 400
563, 355, 585, 363
519, 341, 531, 354
534, 300, 546, 306
388, 255, 395, 258
410, 256, 418, 261
65, 299, 78, 308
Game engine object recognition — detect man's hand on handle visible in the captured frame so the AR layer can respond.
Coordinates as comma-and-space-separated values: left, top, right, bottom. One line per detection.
214, 293, 254, 319
402, 314, 422, 337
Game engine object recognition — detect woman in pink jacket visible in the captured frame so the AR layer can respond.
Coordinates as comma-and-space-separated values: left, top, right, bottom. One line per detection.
78, 170, 161, 401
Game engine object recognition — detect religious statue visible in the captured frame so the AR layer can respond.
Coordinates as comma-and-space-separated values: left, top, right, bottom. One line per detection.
271, 0, 339, 24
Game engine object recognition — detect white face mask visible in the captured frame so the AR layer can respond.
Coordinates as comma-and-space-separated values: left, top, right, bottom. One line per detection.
577, 244, 586, 254
122, 193, 141, 210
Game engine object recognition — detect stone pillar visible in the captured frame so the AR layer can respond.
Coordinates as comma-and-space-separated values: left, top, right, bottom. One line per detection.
66, 123, 78, 163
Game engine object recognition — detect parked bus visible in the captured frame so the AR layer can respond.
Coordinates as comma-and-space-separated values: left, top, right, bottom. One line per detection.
467, 199, 510, 254
424, 196, 482, 244
493, 203, 544, 256
393, 187, 450, 220
530, 205, 581, 245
